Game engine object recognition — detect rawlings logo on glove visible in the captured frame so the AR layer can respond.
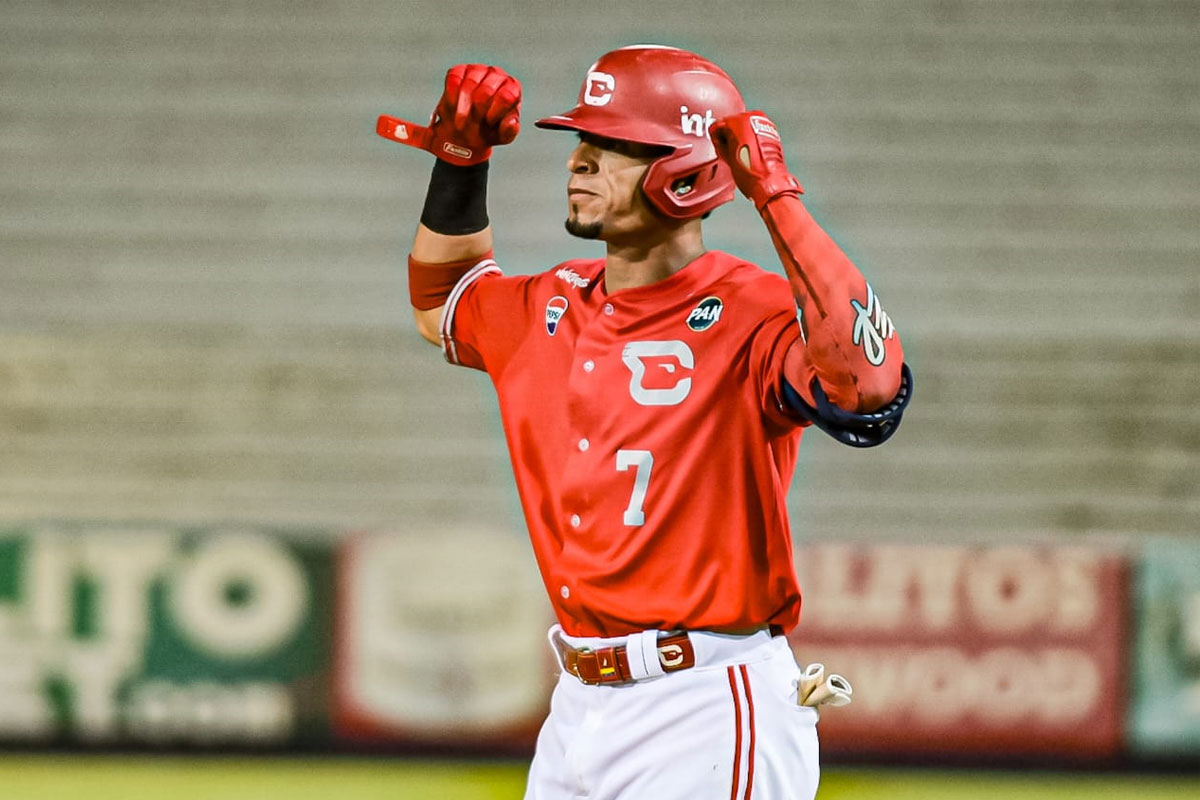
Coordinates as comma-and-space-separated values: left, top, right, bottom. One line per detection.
377, 64, 522, 166
749, 115, 780, 140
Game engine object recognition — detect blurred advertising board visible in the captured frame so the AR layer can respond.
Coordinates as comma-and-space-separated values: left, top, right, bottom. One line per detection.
789, 542, 1129, 759
0, 525, 1172, 763
332, 528, 553, 752
1130, 538, 1200, 757
0, 524, 334, 747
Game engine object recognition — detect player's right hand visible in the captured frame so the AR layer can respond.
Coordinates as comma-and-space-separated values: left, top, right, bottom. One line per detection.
377, 64, 521, 166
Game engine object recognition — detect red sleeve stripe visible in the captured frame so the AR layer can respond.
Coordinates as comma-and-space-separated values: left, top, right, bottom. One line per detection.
439, 258, 501, 365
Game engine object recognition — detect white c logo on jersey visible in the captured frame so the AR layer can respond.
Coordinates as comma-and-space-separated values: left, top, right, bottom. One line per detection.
621, 340, 693, 406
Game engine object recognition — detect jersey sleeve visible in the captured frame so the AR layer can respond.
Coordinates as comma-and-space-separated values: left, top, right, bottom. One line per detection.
438, 256, 535, 375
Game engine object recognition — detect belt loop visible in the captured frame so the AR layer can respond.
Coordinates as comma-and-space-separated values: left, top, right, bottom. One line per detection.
547, 624, 567, 671
625, 630, 666, 681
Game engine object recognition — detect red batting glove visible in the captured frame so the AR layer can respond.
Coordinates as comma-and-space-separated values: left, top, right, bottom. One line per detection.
377, 64, 521, 166
709, 111, 804, 210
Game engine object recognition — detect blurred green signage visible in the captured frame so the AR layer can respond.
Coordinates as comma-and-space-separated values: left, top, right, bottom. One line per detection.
1131, 538, 1200, 756
0, 525, 334, 746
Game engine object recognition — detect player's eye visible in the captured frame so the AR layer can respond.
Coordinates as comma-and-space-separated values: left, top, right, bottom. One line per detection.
578, 132, 618, 152
578, 132, 669, 160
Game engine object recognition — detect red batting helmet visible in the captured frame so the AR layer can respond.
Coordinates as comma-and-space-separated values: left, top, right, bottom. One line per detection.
536, 45, 746, 220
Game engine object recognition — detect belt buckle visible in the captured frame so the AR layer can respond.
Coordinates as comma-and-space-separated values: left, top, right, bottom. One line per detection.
571, 646, 598, 685
560, 642, 596, 685
562, 642, 626, 685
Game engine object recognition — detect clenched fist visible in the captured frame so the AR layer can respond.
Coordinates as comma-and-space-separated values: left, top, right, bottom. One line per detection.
377, 64, 522, 166
709, 111, 803, 209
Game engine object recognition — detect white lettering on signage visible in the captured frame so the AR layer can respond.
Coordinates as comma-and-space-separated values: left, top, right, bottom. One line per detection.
64, 642, 139, 738
125, 680, 293, 744
80, 532, 177, 640
797, 544, 1102, 634
171, 533, 308, 659
0, 527, 308, 742
806, 645, 1102, 726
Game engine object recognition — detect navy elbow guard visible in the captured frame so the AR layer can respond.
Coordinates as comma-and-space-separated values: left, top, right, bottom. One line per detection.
782, 362, 913, 448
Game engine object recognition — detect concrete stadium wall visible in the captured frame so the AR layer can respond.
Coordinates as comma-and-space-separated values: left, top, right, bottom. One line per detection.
1, 0, 1197, 540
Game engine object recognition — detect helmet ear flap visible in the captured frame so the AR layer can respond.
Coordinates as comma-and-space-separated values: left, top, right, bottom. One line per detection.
672, 162, 724, 197
641, 147, 736, 220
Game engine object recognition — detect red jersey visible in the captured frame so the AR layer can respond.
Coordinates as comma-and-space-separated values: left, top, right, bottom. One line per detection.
441, 250, 808, 637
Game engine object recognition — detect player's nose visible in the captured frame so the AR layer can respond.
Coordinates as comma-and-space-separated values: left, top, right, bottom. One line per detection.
567, 141, 596, 174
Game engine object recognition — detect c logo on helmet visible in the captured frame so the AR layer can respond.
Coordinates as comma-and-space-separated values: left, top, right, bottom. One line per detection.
584, 71, 615, 106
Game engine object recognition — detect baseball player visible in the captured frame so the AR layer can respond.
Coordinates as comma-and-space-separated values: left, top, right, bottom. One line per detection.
385, 45, 911, 799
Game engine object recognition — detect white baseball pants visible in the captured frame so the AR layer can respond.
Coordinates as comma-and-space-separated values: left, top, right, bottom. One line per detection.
524, 628, 820, 799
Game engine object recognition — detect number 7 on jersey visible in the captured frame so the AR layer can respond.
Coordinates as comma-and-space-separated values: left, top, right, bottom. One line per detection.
616, 449, 654, 526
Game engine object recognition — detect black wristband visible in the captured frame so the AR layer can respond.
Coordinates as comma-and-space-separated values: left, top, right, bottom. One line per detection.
419, 159, 489, 235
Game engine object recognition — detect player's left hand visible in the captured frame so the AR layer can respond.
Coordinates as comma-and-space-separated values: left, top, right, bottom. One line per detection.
710, 110, 804, 209
377, 64, 522, 166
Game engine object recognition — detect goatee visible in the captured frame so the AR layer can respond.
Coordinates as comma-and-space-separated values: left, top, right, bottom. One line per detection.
565, 217, 603, 240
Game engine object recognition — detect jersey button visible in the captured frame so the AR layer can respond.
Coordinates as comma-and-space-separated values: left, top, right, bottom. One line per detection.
603, 303, 614, 316
583, 360, 595, 372
560, 585, 570, 599
570, 514, 581, 528
578, 438, 589, 452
